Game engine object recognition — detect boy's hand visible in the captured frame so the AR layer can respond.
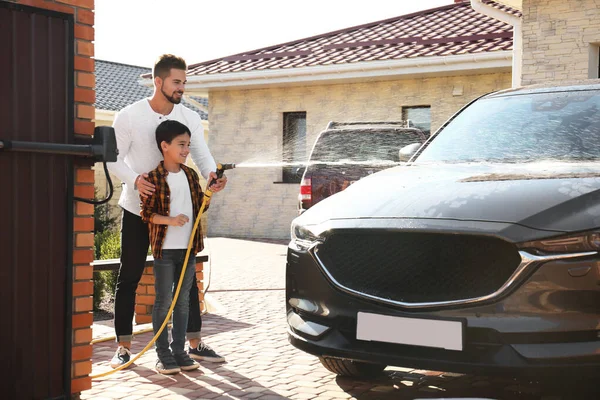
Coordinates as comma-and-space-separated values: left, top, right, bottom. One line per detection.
208, 171, 227, 193
170, 214, 189, 227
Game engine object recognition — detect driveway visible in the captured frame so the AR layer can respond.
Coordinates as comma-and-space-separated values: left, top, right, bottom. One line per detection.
84, 237, 598, 400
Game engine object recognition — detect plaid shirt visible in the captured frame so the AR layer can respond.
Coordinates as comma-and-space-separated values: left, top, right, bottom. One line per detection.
140, 161, 207, 259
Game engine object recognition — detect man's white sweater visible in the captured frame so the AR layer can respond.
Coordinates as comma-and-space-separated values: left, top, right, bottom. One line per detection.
107, 98, 217, 215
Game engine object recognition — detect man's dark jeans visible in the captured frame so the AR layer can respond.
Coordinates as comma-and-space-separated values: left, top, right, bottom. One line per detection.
114, 209, 202, 343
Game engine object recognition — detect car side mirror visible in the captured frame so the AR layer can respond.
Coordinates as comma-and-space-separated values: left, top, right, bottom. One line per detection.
399, 143, 422, 162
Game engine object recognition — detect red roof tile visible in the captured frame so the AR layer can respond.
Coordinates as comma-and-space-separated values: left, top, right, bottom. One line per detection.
186, 1, 520, 77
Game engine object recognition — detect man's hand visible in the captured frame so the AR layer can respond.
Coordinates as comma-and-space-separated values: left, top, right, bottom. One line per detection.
136, 173, 155, 198
170, 214, 189, 227
208, 171, 228, 193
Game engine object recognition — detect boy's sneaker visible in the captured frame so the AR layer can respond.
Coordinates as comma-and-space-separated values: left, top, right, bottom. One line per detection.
188, 342, 226, 363
155, 358, 181, 375
174, 353, 200, 371
110, 346, 132, 369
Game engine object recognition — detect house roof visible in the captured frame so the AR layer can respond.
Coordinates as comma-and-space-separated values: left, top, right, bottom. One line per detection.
184, 1, 520, 77
95, 60, 208, 119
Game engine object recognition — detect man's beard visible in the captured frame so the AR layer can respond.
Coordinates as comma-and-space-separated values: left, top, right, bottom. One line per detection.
161, 86, 183, 104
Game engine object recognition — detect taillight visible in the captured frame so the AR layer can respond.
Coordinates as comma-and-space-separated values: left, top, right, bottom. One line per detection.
299, 177, 312, 211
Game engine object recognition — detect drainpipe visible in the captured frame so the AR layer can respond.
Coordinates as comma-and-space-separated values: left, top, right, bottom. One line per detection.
470, 0, 522, 87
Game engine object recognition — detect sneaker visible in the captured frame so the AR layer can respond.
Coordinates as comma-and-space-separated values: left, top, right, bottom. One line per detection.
110, 346, 132, 369
174, 353, 200, 371
155, 358, 181, 375
188, 342, 226, 363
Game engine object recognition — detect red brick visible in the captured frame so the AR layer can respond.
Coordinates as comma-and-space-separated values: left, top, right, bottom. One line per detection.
74, 217, 94, 232
72, 312, 93, 329
57, 0, 93, 10
74, 265, 93, 280
195, 271, 204, 280
135, 314, 152, 324
136, 295, 155, 305
74, 328, 92, 344
71, 376, 91, 394
135, 304, 147, 315
74, 184, 94, 200
75, 199, 94, 216
139, 274, 154, 285
76, 8, 94, 25
73, 249, 93, 264
147, 285, 155, 295
74, 360, 92, 377
76, 104, 95, 120
76, 168, 94, 184
73, 281, 93, 297
74, 296, 93, 312
77, 72, 95, 88
75, 87, 95, 103
74, 24, 94, 41
76, 40, 94, 57
74, 119, 95, 136
135, 285, 147, 295
74, 56, 94, 72
75, 232, 94, 248
71, 344, 93, 361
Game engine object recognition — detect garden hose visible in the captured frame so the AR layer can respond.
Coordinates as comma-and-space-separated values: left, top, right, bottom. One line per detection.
90, 163, 234, 379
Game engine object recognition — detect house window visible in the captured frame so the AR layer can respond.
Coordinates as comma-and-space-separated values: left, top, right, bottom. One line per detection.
402, 106, 431, 136
282, 112, 306, 183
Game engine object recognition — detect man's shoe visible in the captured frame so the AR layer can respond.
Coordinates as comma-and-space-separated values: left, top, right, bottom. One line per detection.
174, 354, 200, 371
155, 358, 181, 375
110, 346, 132, 369
188, 342, 226, 363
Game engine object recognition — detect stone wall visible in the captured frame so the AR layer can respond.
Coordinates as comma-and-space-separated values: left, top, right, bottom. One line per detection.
521, 0, 600, 84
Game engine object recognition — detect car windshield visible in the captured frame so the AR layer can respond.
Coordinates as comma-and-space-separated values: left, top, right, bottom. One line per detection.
311, 130, 424, 163
416, 89, 600, 163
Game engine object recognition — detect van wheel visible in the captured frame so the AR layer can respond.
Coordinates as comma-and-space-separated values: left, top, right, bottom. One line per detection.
319, 357, 386, 378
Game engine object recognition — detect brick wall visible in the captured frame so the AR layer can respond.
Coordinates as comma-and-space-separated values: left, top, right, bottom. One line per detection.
10, 0, 96, 396
206, 72, 511, 239
521, 0, 600, 84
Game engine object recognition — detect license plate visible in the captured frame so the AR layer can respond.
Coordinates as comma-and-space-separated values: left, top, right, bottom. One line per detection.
356, 312, 464, 351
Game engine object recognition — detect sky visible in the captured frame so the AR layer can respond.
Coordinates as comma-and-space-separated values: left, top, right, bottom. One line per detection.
95, 0, 452, 68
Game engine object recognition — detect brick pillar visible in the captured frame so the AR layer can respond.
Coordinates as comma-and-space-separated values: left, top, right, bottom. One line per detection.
9, 0, 96, 396
135, 259, 207, 323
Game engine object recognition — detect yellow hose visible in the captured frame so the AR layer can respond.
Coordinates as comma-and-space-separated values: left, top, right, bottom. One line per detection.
90, 187, 214, 379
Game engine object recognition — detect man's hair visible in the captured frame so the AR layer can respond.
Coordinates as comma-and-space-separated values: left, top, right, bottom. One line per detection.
155, 120, 191, 154
153, 54, 187, 80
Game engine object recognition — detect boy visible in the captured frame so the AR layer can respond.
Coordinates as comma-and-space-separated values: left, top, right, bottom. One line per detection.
140, 120, 208, 374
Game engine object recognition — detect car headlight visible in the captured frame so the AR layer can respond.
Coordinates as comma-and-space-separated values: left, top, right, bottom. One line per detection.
520, 231, 600, 254
291, 222, 320, 250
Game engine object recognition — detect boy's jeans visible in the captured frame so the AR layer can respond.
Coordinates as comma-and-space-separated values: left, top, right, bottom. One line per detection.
153, 249, 196, 361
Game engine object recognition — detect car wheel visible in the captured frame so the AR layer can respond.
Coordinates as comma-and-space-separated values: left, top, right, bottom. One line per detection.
319, 356, 386, 378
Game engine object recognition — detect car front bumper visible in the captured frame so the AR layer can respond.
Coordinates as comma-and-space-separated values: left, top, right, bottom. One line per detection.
286, 239, 600, 378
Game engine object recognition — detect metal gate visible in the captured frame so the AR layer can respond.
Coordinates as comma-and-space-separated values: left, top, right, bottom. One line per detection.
0, 2, 74, 398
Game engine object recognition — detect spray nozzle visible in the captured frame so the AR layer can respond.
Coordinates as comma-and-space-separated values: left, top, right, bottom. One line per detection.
209, 162, 236, 189
217, 163, 236, 171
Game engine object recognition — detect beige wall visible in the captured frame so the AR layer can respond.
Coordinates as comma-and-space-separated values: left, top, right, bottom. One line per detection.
521, 0, 600, 84
206, 72, 512, 239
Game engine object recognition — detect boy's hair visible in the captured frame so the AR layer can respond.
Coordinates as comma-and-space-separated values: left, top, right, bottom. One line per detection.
155, 120, 191, 154
153, 54, 187, 80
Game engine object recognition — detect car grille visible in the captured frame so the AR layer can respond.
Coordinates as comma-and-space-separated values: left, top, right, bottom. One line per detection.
315, 232, 522, 304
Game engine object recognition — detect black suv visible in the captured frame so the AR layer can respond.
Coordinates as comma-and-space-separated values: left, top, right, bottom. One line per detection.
298, 121, 426, 213
286, 81, 600, 379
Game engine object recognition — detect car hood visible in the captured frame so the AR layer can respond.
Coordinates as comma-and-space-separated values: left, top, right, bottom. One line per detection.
297, 161, 600, 233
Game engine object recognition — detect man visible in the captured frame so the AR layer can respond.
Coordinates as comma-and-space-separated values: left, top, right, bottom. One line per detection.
107, 54, 226, 368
